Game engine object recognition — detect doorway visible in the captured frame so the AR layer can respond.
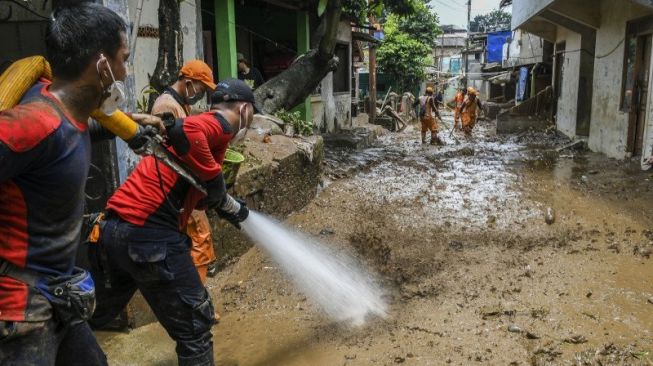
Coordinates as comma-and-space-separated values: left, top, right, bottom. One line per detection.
622, 16, 653, 156
630, 34, 652, 156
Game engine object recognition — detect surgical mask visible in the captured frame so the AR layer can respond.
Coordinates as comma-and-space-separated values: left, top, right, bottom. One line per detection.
97, 55, 126, 116
230, 104, 248, 145
185, 82, 205, 105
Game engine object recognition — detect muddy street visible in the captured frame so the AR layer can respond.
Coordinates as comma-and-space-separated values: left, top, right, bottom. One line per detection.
100, 113, 653, 365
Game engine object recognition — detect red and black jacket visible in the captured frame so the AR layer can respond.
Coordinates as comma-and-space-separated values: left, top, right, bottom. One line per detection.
106, 111, 234, 230
0, 81, 92, 321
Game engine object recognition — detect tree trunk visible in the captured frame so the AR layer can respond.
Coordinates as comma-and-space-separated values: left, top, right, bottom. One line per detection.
254, 0, 342, 114
149, 0, 183, 95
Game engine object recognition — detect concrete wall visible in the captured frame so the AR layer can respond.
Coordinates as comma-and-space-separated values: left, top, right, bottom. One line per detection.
128, 0, 204, 109
504, 30, 546, 67
311, 21, 352, 133
553, 28, 581, 138
588, 1, 653, 158
512, 0, 555, 29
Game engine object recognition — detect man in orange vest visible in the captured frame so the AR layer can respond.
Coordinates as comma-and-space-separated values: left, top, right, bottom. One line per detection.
460, 87, 483, 136
451, 87, 467, 130
416, 87, 443, 145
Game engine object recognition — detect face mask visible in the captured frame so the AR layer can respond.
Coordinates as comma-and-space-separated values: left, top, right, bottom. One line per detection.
230, 104, 248, 145
185, 82, 205, 105
97, 55, 126, 116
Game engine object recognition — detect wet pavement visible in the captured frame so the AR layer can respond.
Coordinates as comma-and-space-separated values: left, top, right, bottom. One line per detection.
99, 112, 653, 365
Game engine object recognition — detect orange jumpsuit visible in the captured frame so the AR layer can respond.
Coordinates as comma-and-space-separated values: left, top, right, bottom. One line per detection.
453, 92, 466, 128
419, 95, 439, 133
461, 96, 482, 135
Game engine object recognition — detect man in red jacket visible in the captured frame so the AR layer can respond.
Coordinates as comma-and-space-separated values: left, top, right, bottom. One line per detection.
0, 2, 164, 365
90, 79, 256, 366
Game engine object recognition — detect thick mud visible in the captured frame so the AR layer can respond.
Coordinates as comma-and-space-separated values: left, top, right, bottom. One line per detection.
99, 113, 653, 365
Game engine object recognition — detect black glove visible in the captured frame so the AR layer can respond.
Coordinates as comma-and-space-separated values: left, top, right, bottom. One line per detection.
200, 174, 227, 210
127, 125, 157, 154
216, 197, 249, 229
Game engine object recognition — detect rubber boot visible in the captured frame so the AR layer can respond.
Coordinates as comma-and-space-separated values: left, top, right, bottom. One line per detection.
430, 132, 442, 145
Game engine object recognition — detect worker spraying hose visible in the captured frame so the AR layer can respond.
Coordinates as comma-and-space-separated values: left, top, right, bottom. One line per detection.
88, 79, 255, 366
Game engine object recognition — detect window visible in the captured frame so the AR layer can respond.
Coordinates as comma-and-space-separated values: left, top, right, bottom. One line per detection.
333, 43, 350, 93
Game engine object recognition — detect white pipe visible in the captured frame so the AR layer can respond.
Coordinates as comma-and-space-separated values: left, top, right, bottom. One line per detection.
129, 0, 145, 61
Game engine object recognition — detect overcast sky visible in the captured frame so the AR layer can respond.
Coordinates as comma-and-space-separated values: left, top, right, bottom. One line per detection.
428, 0, 508, 29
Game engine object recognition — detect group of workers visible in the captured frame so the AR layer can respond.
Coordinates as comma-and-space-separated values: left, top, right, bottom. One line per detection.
0, 2, 255, 366
417, 85, 483, 145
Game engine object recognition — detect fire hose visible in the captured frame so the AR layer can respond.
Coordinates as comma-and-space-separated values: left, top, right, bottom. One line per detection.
0, 56, 207, 195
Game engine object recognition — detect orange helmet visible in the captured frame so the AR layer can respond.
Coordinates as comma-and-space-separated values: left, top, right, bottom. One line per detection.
467, 87, 477, 96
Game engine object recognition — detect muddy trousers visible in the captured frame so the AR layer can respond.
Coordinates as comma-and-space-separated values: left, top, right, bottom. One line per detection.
0, 319, 107, 366
88, 218, 215, 366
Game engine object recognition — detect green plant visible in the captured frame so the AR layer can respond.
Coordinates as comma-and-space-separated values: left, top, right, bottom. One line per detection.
136, 85, 159, 113
377, 13, 432, 91
274, 109, 313, 136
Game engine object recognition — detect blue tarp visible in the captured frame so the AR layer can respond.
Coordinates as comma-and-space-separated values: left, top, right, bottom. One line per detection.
487, 31, 511, 63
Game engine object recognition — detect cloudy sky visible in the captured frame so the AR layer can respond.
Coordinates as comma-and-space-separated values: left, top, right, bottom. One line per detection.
428, 0, 507, 29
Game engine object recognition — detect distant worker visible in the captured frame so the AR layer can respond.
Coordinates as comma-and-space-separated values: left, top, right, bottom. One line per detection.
450, 87, 467, 130
460, 87, 483, 137
237, 53, 265, 89
435, 89, 444, 109
415, 86, 443, 145
151, 59, 219, 285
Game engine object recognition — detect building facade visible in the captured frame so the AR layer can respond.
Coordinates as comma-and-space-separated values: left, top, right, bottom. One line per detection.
512, 0, 653, 160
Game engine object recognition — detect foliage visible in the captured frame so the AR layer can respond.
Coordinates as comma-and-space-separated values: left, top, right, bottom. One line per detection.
377, 4, 437, 91
469, 9, 511, 33
396, 0, 441, 48
341, 0, 419, 24
274, 109, 313, 136
136, 85, 159, 113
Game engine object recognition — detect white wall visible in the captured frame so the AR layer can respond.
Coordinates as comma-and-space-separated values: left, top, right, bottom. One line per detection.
555, 28, 581, 138
588, 0, 652, 159
128, 0, 204, 108
512, 0, 555, 29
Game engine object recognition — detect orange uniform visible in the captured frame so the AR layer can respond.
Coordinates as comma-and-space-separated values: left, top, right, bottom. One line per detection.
419, 95, 439, 133
185, 211, 216, 283
453, 91, 466, 128
461, 95, 482, 136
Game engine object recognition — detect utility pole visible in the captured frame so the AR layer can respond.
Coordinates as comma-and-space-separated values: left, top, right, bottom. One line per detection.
368, 5, 377, 124
464, 0, 471, 88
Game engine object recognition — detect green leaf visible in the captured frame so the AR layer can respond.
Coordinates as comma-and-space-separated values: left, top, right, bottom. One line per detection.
318, 0, 328, 16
